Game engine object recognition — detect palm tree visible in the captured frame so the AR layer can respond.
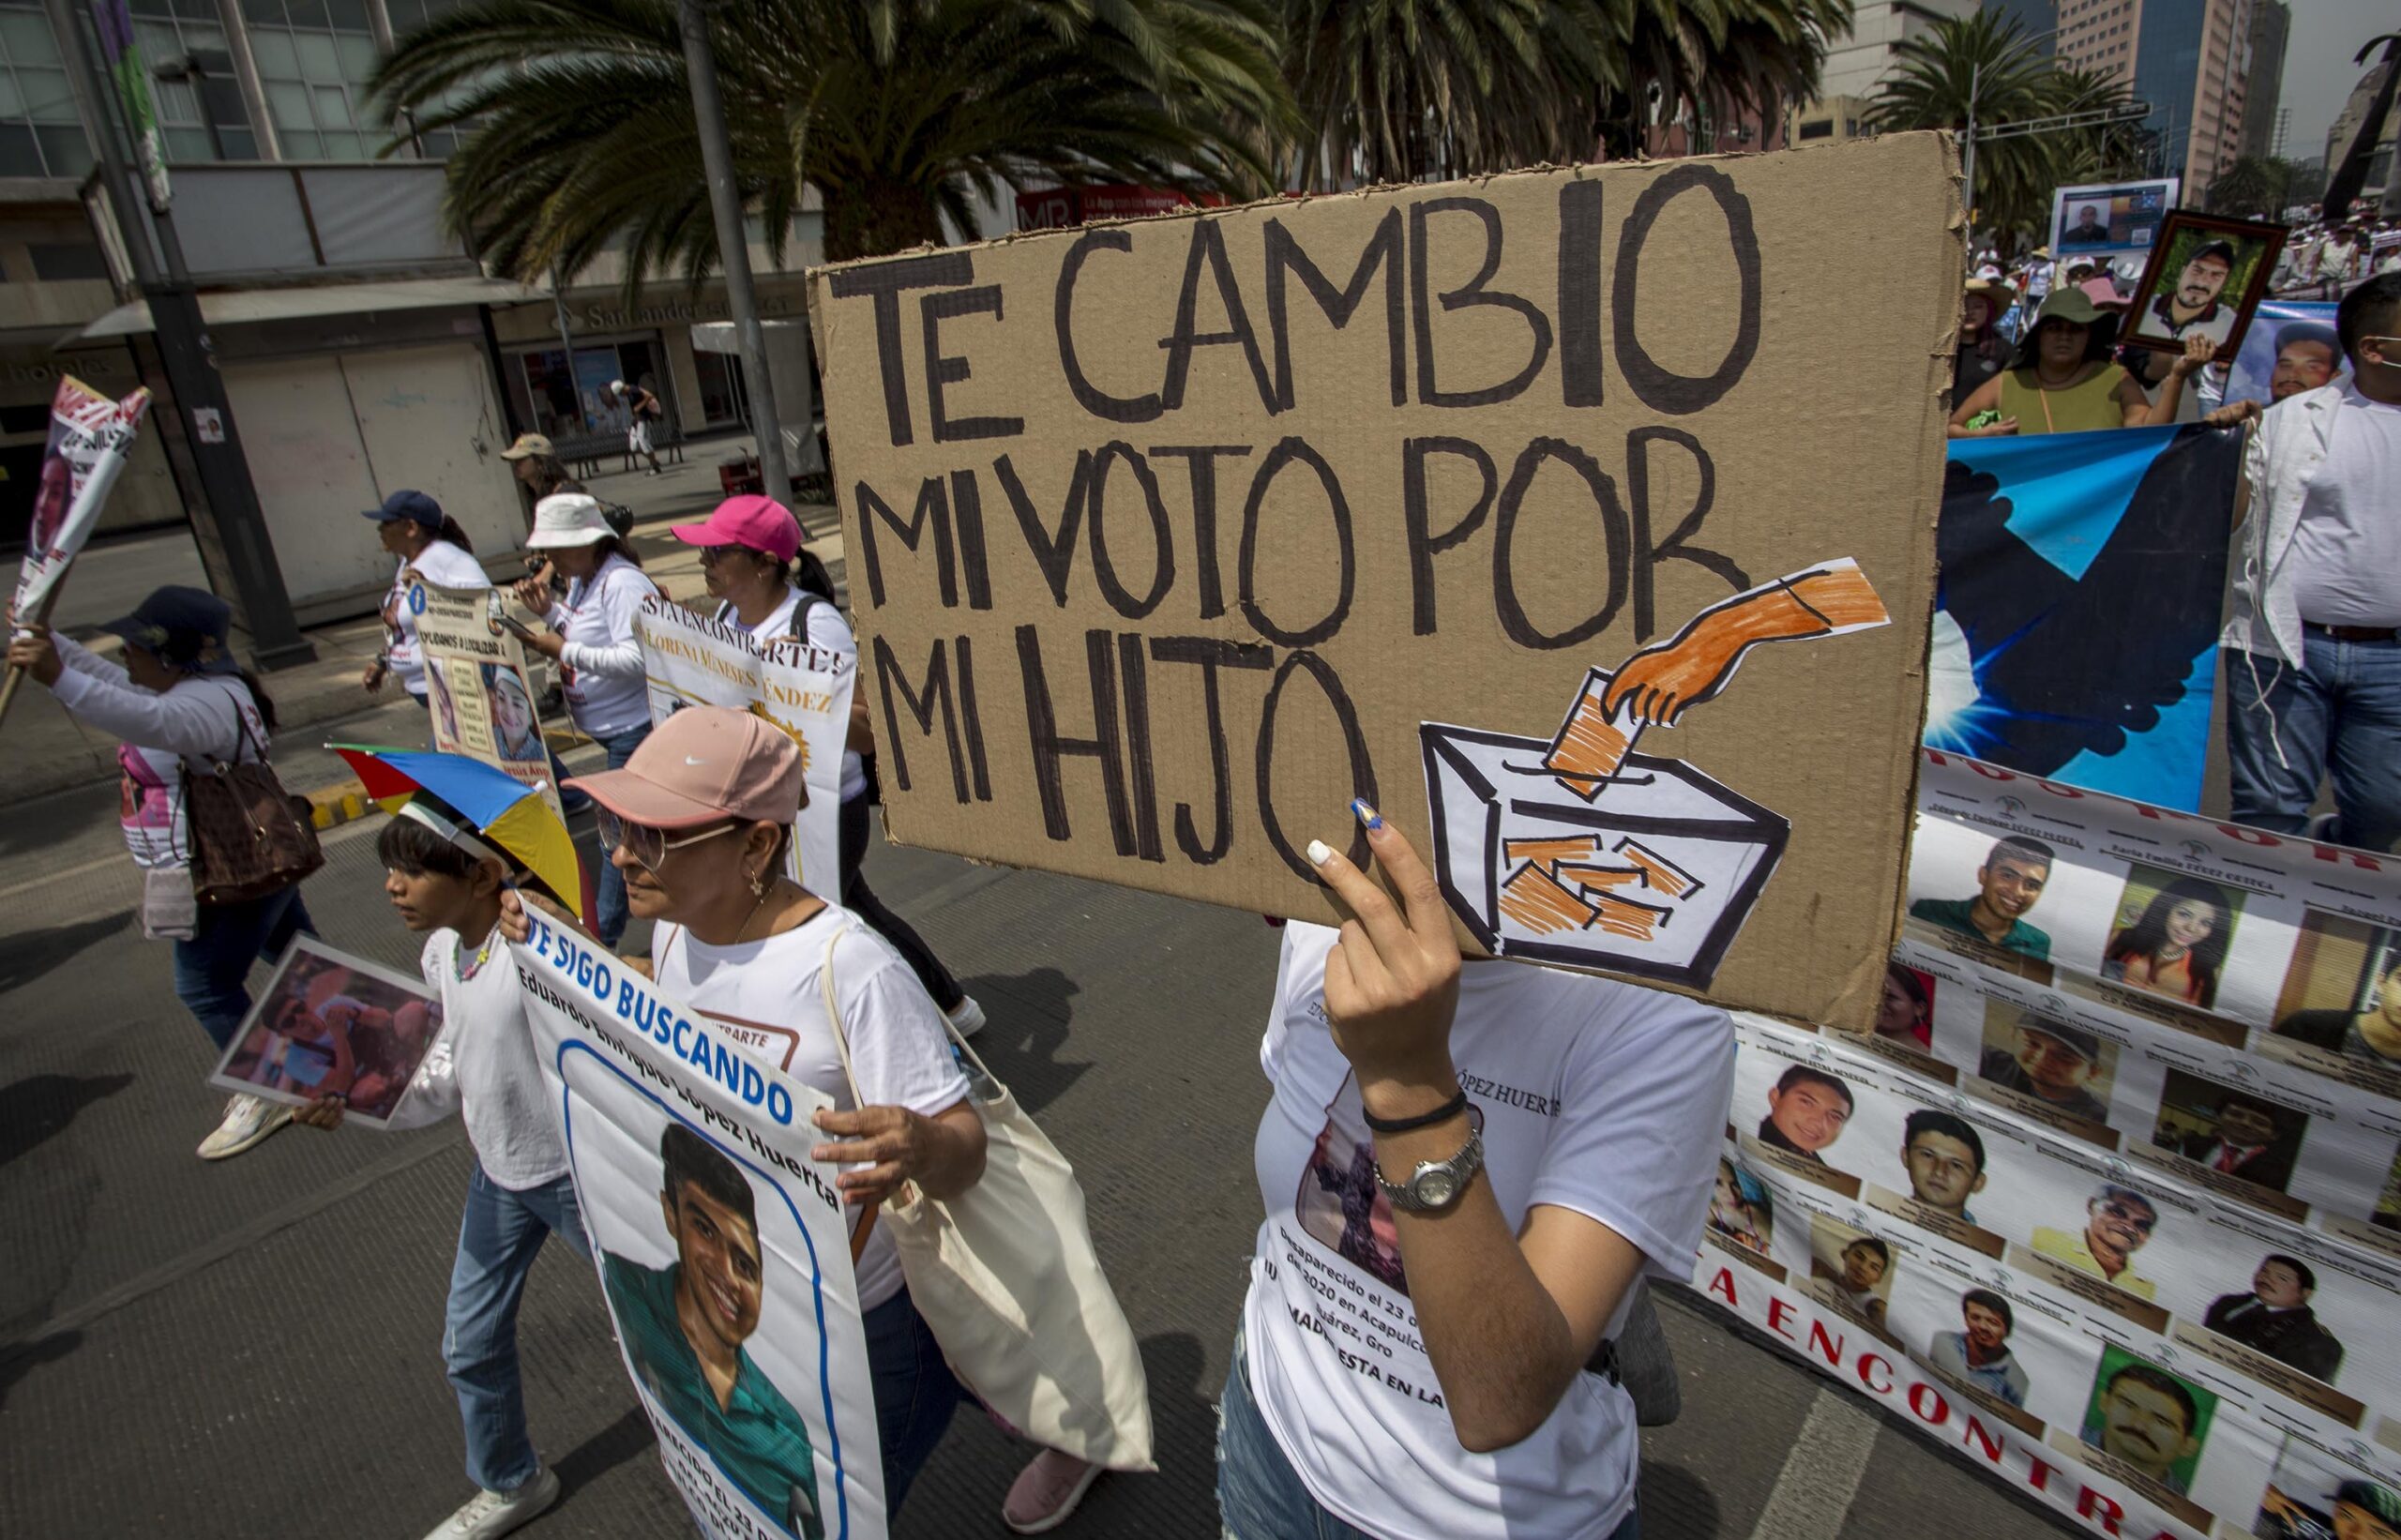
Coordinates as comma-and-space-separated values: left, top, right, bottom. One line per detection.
1869, 10, 2052, 241
1277, 0, 1850, 189
370, 0, 1295, 275
2205, 156, 2294, 220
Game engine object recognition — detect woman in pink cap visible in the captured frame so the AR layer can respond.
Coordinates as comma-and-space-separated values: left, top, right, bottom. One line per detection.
669, 495, 985, 1040
513, 703, 982, 1514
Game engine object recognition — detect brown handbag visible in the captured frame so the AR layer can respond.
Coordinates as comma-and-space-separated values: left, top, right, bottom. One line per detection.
181, 687, 325, 904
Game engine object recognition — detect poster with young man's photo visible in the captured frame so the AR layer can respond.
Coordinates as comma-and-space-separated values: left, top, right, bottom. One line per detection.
208, 937, 446, 1126
2122, 212, 2287, 362
511, 910, 887, 1540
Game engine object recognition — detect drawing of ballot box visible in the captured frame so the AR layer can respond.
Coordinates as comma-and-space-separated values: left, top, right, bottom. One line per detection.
1420, 721, 1789, 989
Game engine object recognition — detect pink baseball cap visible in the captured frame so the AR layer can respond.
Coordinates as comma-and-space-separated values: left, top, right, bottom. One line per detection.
564, 706, 806, 828
671, 494, 801, 564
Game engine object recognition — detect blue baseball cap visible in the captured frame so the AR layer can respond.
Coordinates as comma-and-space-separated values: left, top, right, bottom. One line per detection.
98, 584, 239, 674
361, 489, 445, 529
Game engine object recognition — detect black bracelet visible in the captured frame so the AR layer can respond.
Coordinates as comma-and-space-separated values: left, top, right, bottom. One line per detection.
1363, 1090, 1470, 1135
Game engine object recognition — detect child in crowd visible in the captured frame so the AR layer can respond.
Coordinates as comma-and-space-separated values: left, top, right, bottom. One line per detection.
296, 783, 588, 1540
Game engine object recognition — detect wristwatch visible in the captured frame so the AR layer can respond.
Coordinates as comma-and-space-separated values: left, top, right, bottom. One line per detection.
1375, 1126, 1485, 1213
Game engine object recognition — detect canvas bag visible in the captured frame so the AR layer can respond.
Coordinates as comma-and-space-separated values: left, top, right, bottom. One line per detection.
181, 686, 325, 904
816, 924, 1155, 1471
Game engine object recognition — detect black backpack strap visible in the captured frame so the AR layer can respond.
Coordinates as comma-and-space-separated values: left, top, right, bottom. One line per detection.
787, 591, 824, 642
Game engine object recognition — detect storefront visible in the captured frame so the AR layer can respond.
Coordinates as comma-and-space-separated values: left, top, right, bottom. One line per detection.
486, 274, 814, 444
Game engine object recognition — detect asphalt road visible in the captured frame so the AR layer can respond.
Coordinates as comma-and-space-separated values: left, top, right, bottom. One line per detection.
0, 688, 2072, 1540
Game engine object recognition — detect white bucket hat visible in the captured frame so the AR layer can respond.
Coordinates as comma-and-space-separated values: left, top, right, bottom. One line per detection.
526, 492, 613, 549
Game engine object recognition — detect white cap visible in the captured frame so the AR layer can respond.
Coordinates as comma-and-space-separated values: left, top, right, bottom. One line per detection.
526, 492, 614, 549
609, 379, 627, 393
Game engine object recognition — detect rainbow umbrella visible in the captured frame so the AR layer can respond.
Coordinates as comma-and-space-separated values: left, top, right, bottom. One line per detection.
330, 746, 585, 922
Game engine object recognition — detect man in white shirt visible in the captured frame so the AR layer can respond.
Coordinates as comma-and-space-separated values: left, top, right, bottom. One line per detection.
2221, 274, 2401, 853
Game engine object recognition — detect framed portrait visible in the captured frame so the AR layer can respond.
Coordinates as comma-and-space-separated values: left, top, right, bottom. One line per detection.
2122, 211, 2288, 362
207, 937, 446, 1126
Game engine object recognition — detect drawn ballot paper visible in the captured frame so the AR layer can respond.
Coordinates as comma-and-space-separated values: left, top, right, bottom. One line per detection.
1422, 559, 1890, 989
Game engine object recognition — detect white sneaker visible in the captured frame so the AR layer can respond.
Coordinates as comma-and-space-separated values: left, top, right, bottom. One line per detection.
423, 1465, 560, 1539
197, 1095, 291, 1161
947, 996, 987, 1038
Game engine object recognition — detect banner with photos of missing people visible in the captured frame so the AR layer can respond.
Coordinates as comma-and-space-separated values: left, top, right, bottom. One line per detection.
511, 908, 887, 1540
1692, 749, 2401, 1540
636, 596, 853, 905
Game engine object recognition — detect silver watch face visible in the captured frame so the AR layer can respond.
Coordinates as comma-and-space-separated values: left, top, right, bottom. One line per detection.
1413, 1168, 1460, 1208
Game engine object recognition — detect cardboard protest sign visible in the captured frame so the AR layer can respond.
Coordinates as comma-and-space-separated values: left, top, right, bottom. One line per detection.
808, 135, 1960, 1027
207, 938, 445, 1127
10, 377, 151, 625
414, 581, 567, 828
1931, 425, 2242, 811
636, 596, 853, 899
512, 913, 886, 1540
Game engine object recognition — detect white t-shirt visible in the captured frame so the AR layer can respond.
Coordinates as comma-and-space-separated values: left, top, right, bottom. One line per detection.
717, 587, 868, 803
2287, 384, 2401, 628
650, 902, 968, 1309
385, 538, 489, 696
1242, 923, 1734, 1540
547, 554, 658, 738
422, 926, 569, 1190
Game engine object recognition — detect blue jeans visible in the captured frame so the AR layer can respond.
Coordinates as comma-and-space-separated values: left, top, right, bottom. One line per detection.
171, 883, 314, 1050
1216, 1334, 1640, 1540
2226, 635, 2401, 853
445, 1161, 589, 1493
587, 722, 653, 948
864, 1288, 960, 1515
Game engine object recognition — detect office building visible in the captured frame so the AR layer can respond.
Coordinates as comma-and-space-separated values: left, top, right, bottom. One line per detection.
1818, 0, 1981, 103
2240, 0, 2288, 160
2056, 0, 2251, 189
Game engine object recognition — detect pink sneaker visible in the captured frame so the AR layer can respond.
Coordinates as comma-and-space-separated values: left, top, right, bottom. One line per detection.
1002, 1450, 1103, 1534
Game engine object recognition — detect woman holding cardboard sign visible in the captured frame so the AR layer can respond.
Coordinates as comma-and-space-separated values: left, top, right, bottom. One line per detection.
1219, 801, 1732, 1540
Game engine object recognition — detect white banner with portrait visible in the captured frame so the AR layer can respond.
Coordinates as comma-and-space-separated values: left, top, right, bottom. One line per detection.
1688, 751, 2401, 1540
512, 909, 886, 1540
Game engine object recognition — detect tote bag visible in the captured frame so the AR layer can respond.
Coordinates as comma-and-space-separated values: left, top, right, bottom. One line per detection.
817, 925, 1155, 1471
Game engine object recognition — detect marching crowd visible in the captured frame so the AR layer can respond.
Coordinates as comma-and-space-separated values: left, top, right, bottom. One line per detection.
7, 220, 2397, 1540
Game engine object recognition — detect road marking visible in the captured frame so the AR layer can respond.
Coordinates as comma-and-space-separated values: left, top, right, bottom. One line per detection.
1745, 1387, 1880, 1540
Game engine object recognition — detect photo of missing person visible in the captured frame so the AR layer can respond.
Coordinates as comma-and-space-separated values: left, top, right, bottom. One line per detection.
2151, 1071, 2308, 1194
2060, 201, 2113, 246
1755, 1064, 1854, 1169
210, 941, 445, 1125
1910, 835, 2054, 961
2031, 1183, 2161, 1299
1865, 961, 1934, 1053
2077, 1348, 2218, 1497
2203, 1252, 2346, 1384
1926, 1288, 2029, 1409
479, 660, 546, 763
2256, 1453, 2401, 1540
2123, 212, 2283, 359
2377, 1149, 2401, 1236
1806, 1216, 1894, 1329
2274, 913, 2401, 1071
1977, 1005, 2116, 1125
601, 1123, 827, 1540
1898, 1109, 1989, 1225
2101, 866, 2240, 1010
427, 660, 463, 749
1294, 1079, 1411, 1294
1707, 1157, 1774, 1256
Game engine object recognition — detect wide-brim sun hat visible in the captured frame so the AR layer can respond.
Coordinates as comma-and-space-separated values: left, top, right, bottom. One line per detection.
566, 705, 806, 830
525, 492, 614, 549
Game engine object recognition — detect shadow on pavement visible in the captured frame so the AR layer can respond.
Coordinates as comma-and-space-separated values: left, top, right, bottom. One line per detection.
0, 913, 131, 994
1137, 1330, 1223, 1525
554, 1402, 657, 1502
0, 1329, 80, 1412
1638, 1461, 1725, 1538
0, 1070, 137, 1168
964, 966, 1088, 1116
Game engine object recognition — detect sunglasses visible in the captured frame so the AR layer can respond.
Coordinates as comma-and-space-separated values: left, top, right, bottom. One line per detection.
596, 809, 735, 873
698, 544, 763, 567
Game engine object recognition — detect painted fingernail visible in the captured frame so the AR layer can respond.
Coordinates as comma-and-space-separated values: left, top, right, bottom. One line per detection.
1306, 838, 1335, 867
1351, 799, 1382, 830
